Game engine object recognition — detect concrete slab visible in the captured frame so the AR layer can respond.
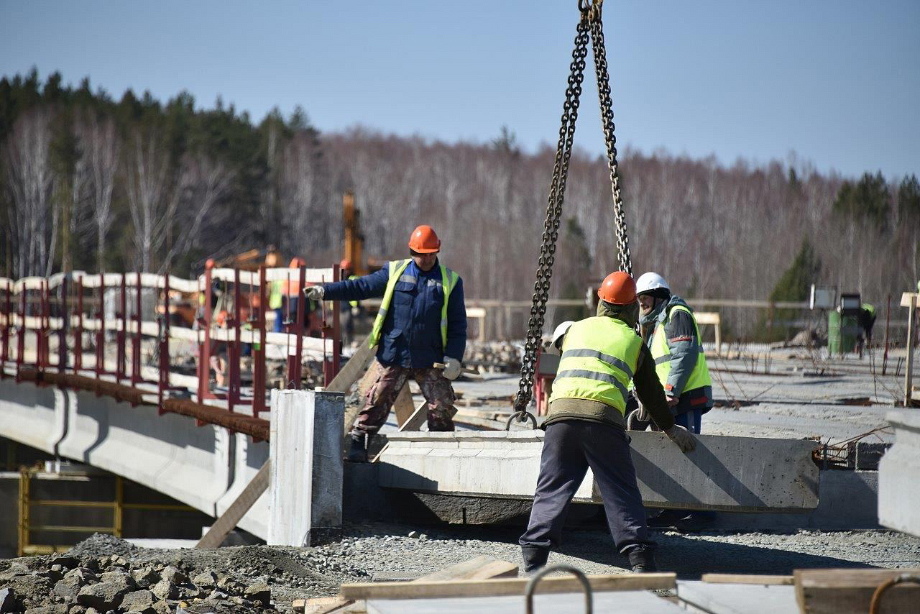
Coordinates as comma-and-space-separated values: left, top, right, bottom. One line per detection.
879, 410, 920, 536
366, 590, 684, 613
268, 390, 344, 546
378, 431, 819, 512
677, 580, 798, 614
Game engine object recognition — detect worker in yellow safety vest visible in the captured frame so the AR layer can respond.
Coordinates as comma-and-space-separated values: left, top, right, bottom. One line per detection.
305, 225, 467, 462
636, 271, 714, 530
519, 271, 696, 574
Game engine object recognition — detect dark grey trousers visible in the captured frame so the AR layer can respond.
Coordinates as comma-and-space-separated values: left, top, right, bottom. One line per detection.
519, 420, 651, 554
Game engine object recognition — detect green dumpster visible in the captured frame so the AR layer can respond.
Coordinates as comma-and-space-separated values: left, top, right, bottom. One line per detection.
828, 310, 858, 355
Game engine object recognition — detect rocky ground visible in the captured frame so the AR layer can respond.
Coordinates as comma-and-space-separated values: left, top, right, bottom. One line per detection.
3, 523, 919, 613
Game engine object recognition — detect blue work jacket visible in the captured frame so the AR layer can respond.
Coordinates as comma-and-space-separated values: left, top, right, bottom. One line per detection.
322, 259, 467, 368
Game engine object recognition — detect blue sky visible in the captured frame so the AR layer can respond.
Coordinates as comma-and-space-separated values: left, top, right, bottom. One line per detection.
1, 0, 918, 178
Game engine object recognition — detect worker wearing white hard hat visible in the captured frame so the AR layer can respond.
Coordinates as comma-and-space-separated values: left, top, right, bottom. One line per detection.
636, 271, 715, 530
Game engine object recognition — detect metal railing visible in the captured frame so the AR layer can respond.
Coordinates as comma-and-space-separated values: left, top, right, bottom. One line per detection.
0, 265, 342, 430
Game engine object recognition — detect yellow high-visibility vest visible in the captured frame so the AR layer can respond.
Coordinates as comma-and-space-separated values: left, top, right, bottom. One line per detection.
549, 316, 643, 415
650, 304, 712, 394
368, 260, 459, 349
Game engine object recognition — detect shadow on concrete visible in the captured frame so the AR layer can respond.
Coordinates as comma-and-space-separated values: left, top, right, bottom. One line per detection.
631, 442, 769, 510
556, 529, 876, 578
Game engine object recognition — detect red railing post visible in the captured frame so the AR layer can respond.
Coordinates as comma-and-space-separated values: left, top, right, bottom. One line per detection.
252, 265, 267, 418
96, 274, 106, 382
35, 282, 45, 370
16, 289, 26, 381
116, 275, 127, 382
288, 265, 306, 389
198, 267, 213, 403
58, 276, 68, 374
228, 268, 242, 410
158, 273, 171, 414
132, 272, 143, 385
74, 277, 83, 372
1, 280, 10, 365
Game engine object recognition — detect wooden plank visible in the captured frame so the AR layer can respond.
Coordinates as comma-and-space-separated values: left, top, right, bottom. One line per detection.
196, 460, 270, 549
702, 574, 793, 585
794, 568, 920, 614
900, 291, 919, 307
393, 385, 416, 427
340, 572, 676, 600
300, 556, 518, 614
328, 339, 376, 393
398, 402, 429, 432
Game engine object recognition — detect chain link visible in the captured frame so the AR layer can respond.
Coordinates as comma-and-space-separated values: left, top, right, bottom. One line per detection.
511, 0, 632, 424
511, 11, 590, 420
589, 6, 633, 275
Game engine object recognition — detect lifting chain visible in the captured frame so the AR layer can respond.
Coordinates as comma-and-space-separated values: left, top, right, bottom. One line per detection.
510, 0, 632, 426
588, 1, 633, 276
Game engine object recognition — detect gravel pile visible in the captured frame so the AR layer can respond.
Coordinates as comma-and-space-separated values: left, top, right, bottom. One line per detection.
3, 524, 918, 612
0, 533, 369, 613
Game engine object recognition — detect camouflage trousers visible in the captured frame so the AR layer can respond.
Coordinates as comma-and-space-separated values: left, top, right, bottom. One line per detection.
352, 362, 456, 436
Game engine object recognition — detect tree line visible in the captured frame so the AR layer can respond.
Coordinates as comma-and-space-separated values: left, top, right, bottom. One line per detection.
1, 70, 918, 338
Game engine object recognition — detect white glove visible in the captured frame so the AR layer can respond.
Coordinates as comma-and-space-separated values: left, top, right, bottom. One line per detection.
664, 425, 697, 453
304, 286, 324, 301
442, 357, 462, 380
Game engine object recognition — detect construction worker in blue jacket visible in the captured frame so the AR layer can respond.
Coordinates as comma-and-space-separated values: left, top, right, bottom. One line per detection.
305, 225, 467, 462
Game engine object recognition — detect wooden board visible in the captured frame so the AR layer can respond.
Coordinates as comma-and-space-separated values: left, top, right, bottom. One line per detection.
326, 338, 376, 393
340, 572, 676, 600
393, 385, 416, 427
794, 568, 920, 614
297, 555, 518, 614
196, 460, 270, 549
702, 574, 794, 585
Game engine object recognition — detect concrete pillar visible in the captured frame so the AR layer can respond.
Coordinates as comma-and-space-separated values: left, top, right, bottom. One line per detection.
878, 411, 920, 536
268, 390, 344, 546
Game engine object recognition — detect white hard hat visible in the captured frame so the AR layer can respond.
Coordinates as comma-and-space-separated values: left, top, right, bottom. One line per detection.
635, 272, 670, 296
550, 321, 575, 350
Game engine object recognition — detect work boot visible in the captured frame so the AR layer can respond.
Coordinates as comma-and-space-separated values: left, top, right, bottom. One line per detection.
521, 545, 549, 573
626, 546, 658, 573
346, 434, 368, 463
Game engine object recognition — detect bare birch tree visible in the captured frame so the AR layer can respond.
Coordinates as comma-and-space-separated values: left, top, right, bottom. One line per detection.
4, 109, 55, 277
77, 115, 120, 273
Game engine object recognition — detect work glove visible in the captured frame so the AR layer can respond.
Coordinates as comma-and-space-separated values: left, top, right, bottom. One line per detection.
303, 285, 324, 301
664, 425, 697, 453
442, 357, 462, 380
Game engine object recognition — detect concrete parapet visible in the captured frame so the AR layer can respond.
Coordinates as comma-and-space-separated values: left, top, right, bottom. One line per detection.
378, 430, 819, 512
879, 411, 920, 536
268, 390, 343, 546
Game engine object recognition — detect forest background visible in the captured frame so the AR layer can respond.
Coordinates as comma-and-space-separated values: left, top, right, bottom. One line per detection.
2, 71, 918, 340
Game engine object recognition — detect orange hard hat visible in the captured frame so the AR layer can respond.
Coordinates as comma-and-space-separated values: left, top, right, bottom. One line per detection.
408, 225, 441, 253
597, 271, 637, 305
340, 259, 353, 271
